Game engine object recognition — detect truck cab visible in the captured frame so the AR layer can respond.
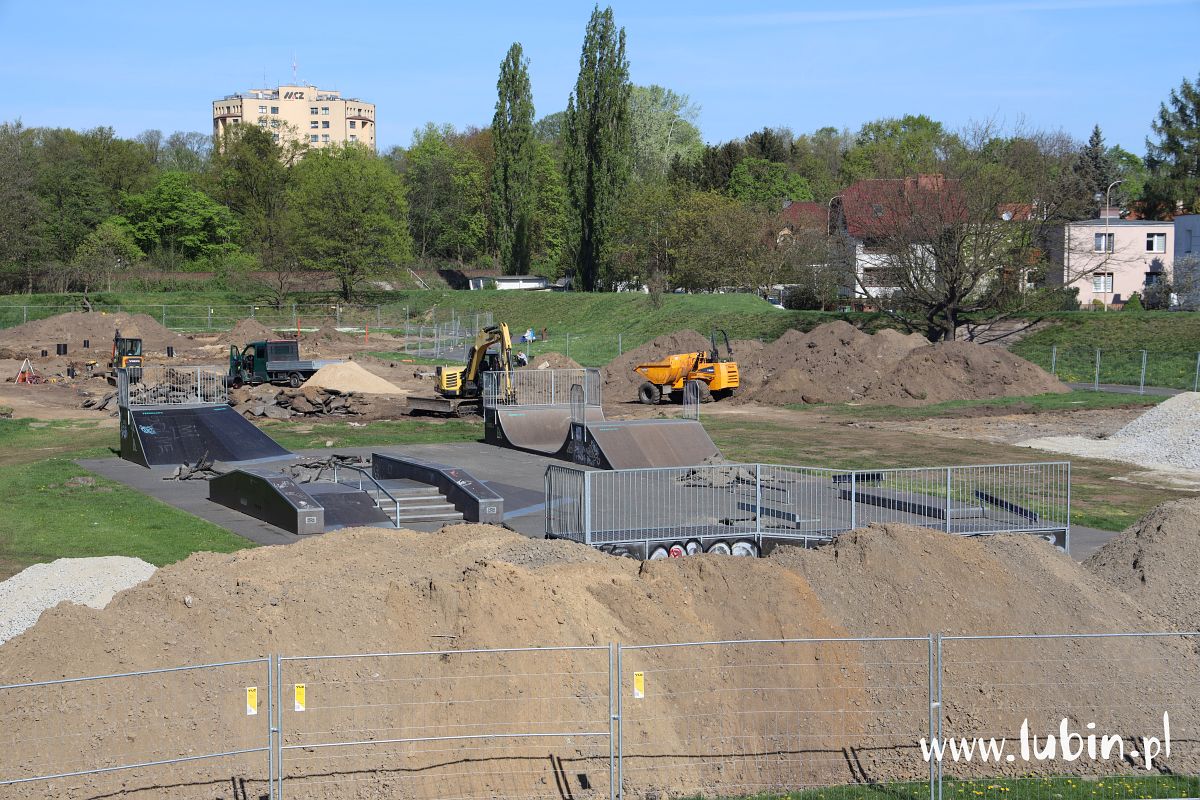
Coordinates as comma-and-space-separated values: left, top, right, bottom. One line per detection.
230, 339, 309, 388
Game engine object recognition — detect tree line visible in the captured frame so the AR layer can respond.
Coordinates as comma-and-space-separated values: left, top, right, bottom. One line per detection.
0, 5, 1196, 305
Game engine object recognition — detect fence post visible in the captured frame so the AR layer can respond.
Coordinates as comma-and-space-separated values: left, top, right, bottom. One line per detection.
936, 633, 944, 800
615, 643, 624, 800
583, 471, 592, 546
927, 633, 936, 800
754, 464, 762, 538
849, 471, 856, 530
23, 305, 27, 324
1139, 350, 1147, 395
944, 467, 952, 533
1094, 348, 1101, 391
275, 654, 284, 799
565, 333, 570, 359
291, 303, 297, 329
1050, 344, 1057, 375
336, 306, 341, 326
161, 305, 167, 327
618, 333, 622, 356
266, 654, 275, 800
608, 641, 618, 800
1194, 352, 1200, 393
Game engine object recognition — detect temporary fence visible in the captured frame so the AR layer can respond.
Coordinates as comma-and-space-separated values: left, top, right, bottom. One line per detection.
544, 461, 1071, 551
3, 632, 1197, 800
482, 368, 602, 408
1024, 345, 1200, 393
117, 364, 228, 407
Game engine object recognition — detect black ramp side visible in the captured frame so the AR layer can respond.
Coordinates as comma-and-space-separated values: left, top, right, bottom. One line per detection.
494, 406, 605, 455
584, 419, 719, 469
128, 405, 291, 466
306, 483, 390, 530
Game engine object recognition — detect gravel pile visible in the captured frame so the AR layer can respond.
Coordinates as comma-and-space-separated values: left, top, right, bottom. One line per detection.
1019, 392, 1200, 471
0, 557, 157, 645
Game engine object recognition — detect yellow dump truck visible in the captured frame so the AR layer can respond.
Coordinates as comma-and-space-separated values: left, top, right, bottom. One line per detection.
634, 329, 739, 404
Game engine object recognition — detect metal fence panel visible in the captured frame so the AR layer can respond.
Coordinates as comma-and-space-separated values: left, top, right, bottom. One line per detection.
0, 658, 271, 798
938, 633, 1200, 800
483, 369, 602, 408
546, 465, 588, 542
618, 637, 934, 800
118, 364, 228, 407
278, 646, 614, 800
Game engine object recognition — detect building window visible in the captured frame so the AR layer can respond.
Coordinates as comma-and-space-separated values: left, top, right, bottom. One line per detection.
322, 120, 329, 128
258, 105, 267, 114
349, 120, 356, 129
310, 134, 319, 142
1092, 272, 1114, 293
272, 133, 280, 142
310, 107, 319, 115
349, 134, 357, 142
1145, 272, 1164, 286
270, 106, 279, 115
1146, 233, 1167, 253
321, 134, 330, 142
871, 204, 884, 218
321, 106, 330, 115
1094, 233, 1115, 253
310, 120, 318, 129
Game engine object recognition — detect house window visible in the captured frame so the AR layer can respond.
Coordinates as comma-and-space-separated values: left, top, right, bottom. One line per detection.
310, 120, 318, 129
1146, 233, 1167, 253
322, 120, 330, 128
310, 107, 319, 115
310, 134, 319, 142
1145, 272, 1164, 286
321, 134, 330, 142
258, 104, 267, 114
1094, 233, 1115, 253
270, 106, 279, 115
321, 106, 330, 115
349, 134, 357, 142
1092, 272, 1114, 293
349, 120, 356, 129
871, 204, 884, 218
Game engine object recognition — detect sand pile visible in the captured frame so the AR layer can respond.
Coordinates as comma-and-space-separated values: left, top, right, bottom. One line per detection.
0, 557, 157, 645
523, 351, 582, 370
219, 317, 276, 345
1084, 498, 1200, 629
302, 361, 405, 394
601, 323, 1066, 406
2, 523, 1195, 798
1020, 392, 1200, 471
0, 311, 195, 359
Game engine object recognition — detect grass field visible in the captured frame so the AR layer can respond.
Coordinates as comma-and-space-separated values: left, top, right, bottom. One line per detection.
794, 391, 1165, 420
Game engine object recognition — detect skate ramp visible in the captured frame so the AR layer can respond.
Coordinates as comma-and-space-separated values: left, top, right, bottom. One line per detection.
491, 406, 605, 455
121, 405, 291, 467
578, 419, 719, 469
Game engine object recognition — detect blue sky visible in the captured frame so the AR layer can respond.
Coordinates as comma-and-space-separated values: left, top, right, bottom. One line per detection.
1, 0, 1196, 154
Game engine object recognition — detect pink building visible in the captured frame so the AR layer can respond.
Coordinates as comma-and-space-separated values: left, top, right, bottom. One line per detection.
1044, 217, 1173, 307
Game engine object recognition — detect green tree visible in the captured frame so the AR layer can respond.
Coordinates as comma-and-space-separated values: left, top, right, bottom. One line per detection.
608, 177, 680, 291
564, 5, 632, 290
790, 127, 853, 202
695, 140, 745, 191
530, 142, 569, 273
1144, 73, 1200, 217
492, 43, 538, 275
0, 121, 45, 292
744, 127, 793, 162
668, 191, 766, 292
629, 85, 702, 179
122, 172, 239, 267
727, 157, 813, 207
32, 128, 112, 264
288, 145, 411, 300
841, 115, 959, 182
1071, 125, 1118, 216
403, 123, 488, 263
70, 217, 143, 294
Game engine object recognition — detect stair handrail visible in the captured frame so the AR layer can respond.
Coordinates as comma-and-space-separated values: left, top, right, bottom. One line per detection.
332, 462, 401, 528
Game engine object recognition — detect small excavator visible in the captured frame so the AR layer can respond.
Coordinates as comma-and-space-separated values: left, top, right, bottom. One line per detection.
107, 330, 143, 385
635, 329, 739, 404
406, 323, 517, 416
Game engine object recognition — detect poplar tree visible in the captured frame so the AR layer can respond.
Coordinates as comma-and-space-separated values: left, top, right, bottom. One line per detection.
491, 43, 536, 275
564, 5, 632, 291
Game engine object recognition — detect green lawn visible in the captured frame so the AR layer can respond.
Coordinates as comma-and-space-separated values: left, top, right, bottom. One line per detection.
709, 775, 1200, 800
792, 391, 1165, 421
1012, 312, 1200, 390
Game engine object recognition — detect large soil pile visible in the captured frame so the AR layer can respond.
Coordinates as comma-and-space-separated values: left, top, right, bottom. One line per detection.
1084, 497, 1200, 629
1, 524, 1194, 799
219, 317, 276, 345
302, 361, 405, 394
603, 323, 1066, 406
0, 311, 196, 359
523, 351, 582, 370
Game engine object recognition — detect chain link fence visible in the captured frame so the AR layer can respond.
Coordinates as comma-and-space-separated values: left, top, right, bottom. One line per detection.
1020, 346, 1200, 393
3, 632, 1196, 800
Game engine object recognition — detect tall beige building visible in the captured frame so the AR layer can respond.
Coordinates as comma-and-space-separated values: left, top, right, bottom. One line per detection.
212, 84, 376, 151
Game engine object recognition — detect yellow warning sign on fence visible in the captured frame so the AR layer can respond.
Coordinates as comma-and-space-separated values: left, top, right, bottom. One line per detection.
633, 671, 645, 699
294, 683, 306, 712
245, 686, 258, 716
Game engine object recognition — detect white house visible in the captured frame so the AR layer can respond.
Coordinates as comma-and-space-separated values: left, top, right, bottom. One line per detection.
467, 275, 550, 291
1043, 217, 1173, 307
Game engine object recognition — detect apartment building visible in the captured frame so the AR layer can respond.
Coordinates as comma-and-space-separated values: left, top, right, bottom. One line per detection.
212, 84, 376, 151
1043, 216, 1173, 307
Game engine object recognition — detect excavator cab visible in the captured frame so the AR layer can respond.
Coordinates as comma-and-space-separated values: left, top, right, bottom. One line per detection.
109, 330, 144, 383
435, 324, 516, 400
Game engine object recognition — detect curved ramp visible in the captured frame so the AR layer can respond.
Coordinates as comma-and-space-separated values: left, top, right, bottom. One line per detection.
579, 419, 719, 469
492, 406, 605, 455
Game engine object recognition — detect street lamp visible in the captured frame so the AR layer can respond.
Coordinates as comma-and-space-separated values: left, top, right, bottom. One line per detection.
1097, 179, 1125, 309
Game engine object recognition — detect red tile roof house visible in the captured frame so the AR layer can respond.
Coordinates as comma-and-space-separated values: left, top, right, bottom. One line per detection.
830, 174, 970, 300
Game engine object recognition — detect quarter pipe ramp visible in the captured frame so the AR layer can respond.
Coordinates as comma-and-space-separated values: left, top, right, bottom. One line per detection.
120, 405, 292, 467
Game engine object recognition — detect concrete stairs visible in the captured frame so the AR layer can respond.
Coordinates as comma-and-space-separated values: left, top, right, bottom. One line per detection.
363, 483, 464, 525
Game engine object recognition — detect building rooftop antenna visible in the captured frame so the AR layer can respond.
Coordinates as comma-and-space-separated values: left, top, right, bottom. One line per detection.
292, 54, 298, 83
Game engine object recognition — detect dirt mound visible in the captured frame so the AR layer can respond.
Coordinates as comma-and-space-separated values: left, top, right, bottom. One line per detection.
219, 317, 276, 345
862, 340, 1068, 404
2, 523, 1196, 798
522, 351, 582, 370
1084, 498, 1200, 629
601, 329, 714, 402
0, 311, 196, 359
302, 360, 405, 394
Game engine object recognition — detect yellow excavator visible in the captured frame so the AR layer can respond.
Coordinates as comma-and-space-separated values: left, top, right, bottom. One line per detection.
407, 323, 517, 416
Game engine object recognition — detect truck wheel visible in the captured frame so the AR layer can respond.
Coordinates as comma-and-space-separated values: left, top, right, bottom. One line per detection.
731, 540, 760, 558
288, 372, 303, 388
648, 546, 670, 560
684, 540, 703, 556
705, 541, 732, 556
686, 379, 713, 403
637, 381, 662, 405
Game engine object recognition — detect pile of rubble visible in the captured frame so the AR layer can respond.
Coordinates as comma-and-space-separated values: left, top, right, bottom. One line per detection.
228, 383, 370, 420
